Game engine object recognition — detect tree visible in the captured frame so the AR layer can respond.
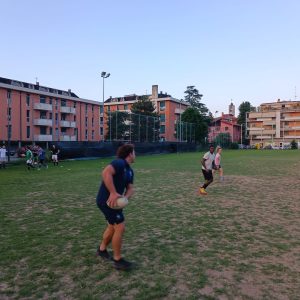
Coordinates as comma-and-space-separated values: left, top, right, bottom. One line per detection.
214, 132, 231, 148
130, 96, 160, 142
181, 107, 208, 143
105, 111, 129, 141
237, 101, 256, 144
184, 86, 208, 114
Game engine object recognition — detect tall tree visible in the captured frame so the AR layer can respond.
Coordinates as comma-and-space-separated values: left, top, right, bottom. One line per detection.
237, 101, 256, 144
105, 111, 129, 141
181, 107, 208, 143
184, 86, 208, 115
130, 96, 160, 142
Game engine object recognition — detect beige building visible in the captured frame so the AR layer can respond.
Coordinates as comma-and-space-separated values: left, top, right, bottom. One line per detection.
247, 100, 300, 148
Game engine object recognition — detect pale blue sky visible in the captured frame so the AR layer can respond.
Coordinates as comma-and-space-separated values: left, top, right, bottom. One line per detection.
1, 0, 300, 116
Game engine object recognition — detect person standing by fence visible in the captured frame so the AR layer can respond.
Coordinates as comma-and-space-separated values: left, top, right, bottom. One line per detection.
0, 145, 7, 169
51, 145, 60, 166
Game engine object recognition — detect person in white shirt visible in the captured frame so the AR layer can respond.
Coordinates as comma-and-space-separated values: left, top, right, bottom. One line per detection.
0, 145, 7, 169
214, 146, 224, 182
199, 145, 215, 195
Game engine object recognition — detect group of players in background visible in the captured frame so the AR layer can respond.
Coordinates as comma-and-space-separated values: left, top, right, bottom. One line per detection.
25, 144, 60, 170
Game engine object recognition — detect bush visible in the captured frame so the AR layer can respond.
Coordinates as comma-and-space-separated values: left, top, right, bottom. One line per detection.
291, 140, 298, 149
230, 142, 239, 149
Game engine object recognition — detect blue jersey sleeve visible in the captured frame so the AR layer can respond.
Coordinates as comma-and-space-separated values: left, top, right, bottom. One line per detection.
110, 159, 125, 174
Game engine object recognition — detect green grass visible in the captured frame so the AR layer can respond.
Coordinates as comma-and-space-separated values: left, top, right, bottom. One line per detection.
1, 150, 300, 299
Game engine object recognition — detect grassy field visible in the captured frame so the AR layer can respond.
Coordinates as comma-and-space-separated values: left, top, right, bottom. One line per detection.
0, 150, 300, 299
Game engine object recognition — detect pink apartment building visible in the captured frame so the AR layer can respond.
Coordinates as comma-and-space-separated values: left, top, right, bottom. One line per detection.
208, 103, 241, 143
0, 77, 102, 148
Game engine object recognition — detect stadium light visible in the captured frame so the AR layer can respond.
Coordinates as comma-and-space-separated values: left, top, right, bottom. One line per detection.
101, 71, 110, 141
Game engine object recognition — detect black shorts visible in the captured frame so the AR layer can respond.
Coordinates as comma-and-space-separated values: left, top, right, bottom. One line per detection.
202, 169, 213, 181
98, 204, 125, 225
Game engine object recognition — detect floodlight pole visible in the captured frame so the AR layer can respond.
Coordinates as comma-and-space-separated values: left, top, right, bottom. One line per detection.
101, 71, 110, 141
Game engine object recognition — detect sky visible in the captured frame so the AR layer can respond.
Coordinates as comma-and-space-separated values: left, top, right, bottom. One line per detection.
1, 0, 300, 116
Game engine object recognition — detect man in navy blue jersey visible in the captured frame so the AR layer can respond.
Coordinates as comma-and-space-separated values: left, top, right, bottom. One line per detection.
96, 144, 135, 270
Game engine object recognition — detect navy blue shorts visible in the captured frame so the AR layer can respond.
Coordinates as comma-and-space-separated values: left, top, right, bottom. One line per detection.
98, 204, 125, 225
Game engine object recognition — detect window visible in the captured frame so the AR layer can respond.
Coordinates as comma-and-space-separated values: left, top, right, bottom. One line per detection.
100, 106, 103, 113
160, 114, 165, 122
26, 126, 30, 138
26, 94, 30, 106
61, 100, 66, 107
124, 104, 128, 110
85, 130, 88, 140
7, 90, 11, 105
100, 117, 103, 125
85, 117, 88, 127
49, 98, 52, 105
40, 95, 46, 103
55, 113, 59, 125
92, 130, 94, 140
160, 101, 165, 110
160, 125, 165, 134
26, 110, 30, 122
8, 107, 12, 121
92, 118, 94, 127
40, 111, 47, 119
40, 127, 47, 135
55, 128, 59, 137
92, 105, 94, 112
73, 102, 76, 108
100, 127, 103, 135
85, 104, 88, 114
61, 113, 66, 121
74, 115, 76, 122
49, 113, 52, 119
107, 106, 110, 112
50, 127, 53, 135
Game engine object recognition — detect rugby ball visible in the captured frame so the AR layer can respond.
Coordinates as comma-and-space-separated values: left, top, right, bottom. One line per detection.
107, 197, 128, 209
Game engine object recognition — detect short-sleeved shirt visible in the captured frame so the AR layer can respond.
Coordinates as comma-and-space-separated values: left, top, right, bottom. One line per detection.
51, 147, 59, 155
26, 150, 33, 160
202, 151, 215, 170
215, 153, 221, 166
0, 148, 6, 161
96, 159, 134, 206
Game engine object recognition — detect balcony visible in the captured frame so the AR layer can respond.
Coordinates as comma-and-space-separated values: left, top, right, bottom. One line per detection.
60, 135, 77, 141
34, 134, 52, 141
175, 108, 184, 114
283, 116, 300, 121
263, 121, 276, 125
34, 103, 52, 111
263, 129, 276, 134
34, 119, 52, 126
60, 106, 76, 114
60, 121, 76, 128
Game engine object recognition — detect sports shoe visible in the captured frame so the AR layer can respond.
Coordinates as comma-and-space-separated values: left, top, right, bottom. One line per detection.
96, 248, 111, 260
113, 258, 133, 271
199, 187, 208, 195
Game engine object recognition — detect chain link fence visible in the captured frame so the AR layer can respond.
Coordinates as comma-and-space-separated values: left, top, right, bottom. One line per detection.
105, 111, 196, 143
